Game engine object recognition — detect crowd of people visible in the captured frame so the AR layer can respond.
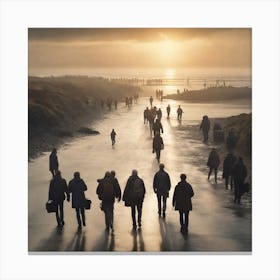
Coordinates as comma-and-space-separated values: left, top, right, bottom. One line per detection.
47, 93, 249, 237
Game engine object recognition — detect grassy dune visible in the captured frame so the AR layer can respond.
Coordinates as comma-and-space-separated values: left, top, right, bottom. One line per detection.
28, 76, 140, 159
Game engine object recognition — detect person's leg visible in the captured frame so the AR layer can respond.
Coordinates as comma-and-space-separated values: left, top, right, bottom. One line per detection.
104, 208, 110, 230
81, 208, 86, 226
59, 202, 64, 225
214, 168, 218, 183
76, 208, 81, 227
179, 211, 184, 232
131, 205, 136, 228
225, 175, 229, 188
137, 202, 143, 227
156, 193, 161, 215
162, 196, 167, 217
156, 150, 160, 162
55, 204, 60, 226
109, 205, 114, 230
185, 211, 189, 230
208, 168, 213, 180
230, 175, 234, 190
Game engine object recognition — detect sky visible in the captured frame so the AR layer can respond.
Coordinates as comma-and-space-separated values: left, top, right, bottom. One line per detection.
28, 28, 251, 70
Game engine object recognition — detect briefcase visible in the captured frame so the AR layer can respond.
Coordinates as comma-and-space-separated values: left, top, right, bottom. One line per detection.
46, 200, 57, 213
84, 199, 92, 210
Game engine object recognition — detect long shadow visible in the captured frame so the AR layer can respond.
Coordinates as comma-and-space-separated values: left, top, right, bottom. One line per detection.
35, 226, 65, 251
92, 230, 115, 251
65, 229, 86, 251
131, 229, 145, 251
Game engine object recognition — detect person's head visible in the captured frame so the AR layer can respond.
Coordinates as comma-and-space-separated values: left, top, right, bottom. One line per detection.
52, 148, 57, 154
112, 128, 114, 131
111, 170, 116, 178
56, 170, 61, 177
132, 169, 138, 176
178, 105, 181, 108
159, 163, 165, 170
146, 107, 148, 110
74, 171, 80, 179
105, 171, 111, 178
180, 173, 187, 181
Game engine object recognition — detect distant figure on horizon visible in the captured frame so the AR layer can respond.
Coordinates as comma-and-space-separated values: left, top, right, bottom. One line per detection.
153, 118, 163, 136
153, 163, 171, 218
114, 100, 118, 109
177, 105, 183, 120
207, 148, 220, 183
200, 115, 211, 142
96, 171, 121, 232
153, 131, 164, 163
149, 96, 153, 107
48, 170, 69, 227
49, 148, 59, 178
222, 153, 237, 189
166, 104, 171, 118
144, 107, 149, 124
122, 170, 146, 230
232, 157, 247, 204
111, 129, 116, 146
68, 172, 88, 229
172, 173, 194, 234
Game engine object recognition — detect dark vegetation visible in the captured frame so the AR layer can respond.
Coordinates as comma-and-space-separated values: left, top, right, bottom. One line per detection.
28, 76, 140, 159
164, 86, 252, 103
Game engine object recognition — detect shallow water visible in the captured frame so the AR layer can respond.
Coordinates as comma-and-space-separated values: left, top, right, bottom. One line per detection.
28, 98, 251, 252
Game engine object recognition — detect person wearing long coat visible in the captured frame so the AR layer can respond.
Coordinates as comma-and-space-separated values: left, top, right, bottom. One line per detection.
153, 131, 164, 163
49, 148, 59, 177
48, 170, 69, 227
232, 157, 247, 204
153, 163, 171, 218
68, 172, 88, 229
223, 153, 237, 189
207, 148, 220, 183
172, 174, 194, 234
200, 115, 211, 142
122, 170, 146, 230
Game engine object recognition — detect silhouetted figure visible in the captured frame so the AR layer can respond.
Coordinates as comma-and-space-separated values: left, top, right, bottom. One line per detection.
232, 157, 247, 204
153, 118, 163, 136
149, 96, 153, 107
207, 148, 220, 183
48, 170, 69, 227
122, 170, 146, 230
111, 129, 116, 146
125, 97, 129, 107
223, 153, 237, 189
200, 115, 210, 142
226, 129, 238, 152
177, 105, 183, 120
100, 99, 104, 109
114, 100, 118, 109
68, 172, 88, 229
96, 171, 121, 232
144, 107, 149, 124
49, 148, 59, 177
166, 105, 171, 118
153, 131, 164, 163
156, 108, 162, 121
213, 123, 224, 143
172, 174, 194, 234
153, 163, 171, 218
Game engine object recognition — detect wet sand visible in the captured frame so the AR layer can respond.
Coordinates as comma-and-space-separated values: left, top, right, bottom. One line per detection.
28, 98, 251, 252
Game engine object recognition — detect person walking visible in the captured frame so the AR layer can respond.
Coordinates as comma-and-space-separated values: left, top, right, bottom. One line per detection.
153, 131, 164, 163
96, 171, 121, 232
177, 105, 183, 120
166, 104, 171, 118
207, 148, 220, 183
232, 157, 247, 204
111, 129, 116, 146
153, 118, 163, 136
172, 174, 194, 234
49, 148, 59, 177
199, 115, 211, 142
48, 170, 69, 227
153, 163, 171, 218
149, 96, 153, 107
222, 153, 237, 189
156, 108, 162, 121
68, 172, 88, 229
122, 170, 146, 230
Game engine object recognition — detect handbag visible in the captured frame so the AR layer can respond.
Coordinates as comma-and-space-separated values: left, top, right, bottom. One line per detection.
84, 198, 92, 210
46, 200, 57, 213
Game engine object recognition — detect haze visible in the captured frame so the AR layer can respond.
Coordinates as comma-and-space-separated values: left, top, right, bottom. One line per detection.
29, 28, 251, 70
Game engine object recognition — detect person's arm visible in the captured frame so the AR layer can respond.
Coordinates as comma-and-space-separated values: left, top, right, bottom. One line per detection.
122, 179, 130, 201
161, 124, 163, 133
142, 180, 146, 196
153, 174, 157, 193
48, 181, 54, 200
189, 184, 194, 198
81, 179, 88, 191
114, 179, 122, 201
167, 174, 171, 191
172, 186, 177, 207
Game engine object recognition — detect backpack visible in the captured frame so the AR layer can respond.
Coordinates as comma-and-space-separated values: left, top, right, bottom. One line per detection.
102, 179, 115, 201
130, 178, 144, 200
